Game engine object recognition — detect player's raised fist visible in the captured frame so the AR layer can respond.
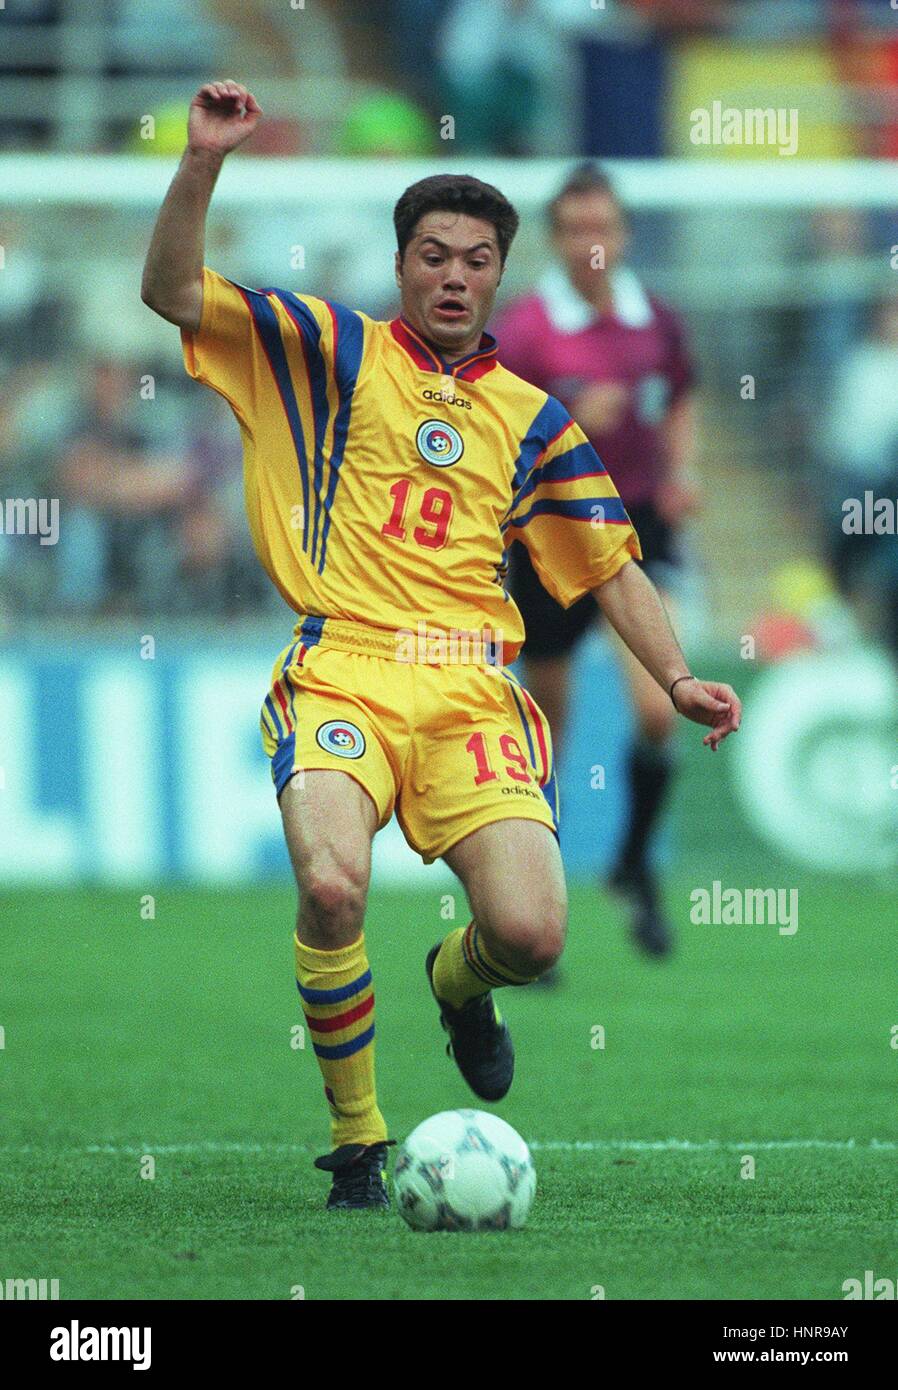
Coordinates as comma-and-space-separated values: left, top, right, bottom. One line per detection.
187, 81, 263, 156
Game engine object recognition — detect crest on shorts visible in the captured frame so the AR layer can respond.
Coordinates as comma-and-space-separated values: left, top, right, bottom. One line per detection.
416, 419, 464, 467
316, 720, 366, 759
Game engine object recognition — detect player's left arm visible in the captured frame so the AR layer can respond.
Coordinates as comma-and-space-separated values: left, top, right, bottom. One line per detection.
591, 559, 741, 750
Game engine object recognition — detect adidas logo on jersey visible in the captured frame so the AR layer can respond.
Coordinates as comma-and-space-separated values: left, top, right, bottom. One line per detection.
422, 388, 472, 410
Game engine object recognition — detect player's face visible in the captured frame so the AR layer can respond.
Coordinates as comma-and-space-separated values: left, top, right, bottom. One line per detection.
552, 191, 628, 297
396, 212, 502, 358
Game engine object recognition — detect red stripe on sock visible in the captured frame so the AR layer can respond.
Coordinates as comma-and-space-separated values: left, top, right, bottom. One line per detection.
304, 993, 374, 1034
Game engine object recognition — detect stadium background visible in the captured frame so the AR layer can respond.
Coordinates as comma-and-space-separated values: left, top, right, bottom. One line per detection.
1, 0, 897, 1301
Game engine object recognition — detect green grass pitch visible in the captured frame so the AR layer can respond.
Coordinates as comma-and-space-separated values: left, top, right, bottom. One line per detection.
1, 876, 894, 1300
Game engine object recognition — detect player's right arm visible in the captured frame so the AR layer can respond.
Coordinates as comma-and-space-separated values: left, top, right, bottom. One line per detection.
140, 80, 263, 332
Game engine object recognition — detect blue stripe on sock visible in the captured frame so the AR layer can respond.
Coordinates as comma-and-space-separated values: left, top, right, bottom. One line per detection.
297, 967, 372, 1005
312, 1022, 375, 1060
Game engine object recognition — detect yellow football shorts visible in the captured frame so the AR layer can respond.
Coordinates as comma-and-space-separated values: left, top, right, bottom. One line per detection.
260, 618, 559, 864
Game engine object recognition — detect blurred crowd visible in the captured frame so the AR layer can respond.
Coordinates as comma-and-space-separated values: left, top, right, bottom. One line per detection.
0, 348, 274, 622
4, 1, 898, 157
2, 0, 898, 650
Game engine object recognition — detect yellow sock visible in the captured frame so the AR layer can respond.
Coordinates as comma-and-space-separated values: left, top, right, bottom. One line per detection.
295, 932, 387, 1150
432, 923, 536, 1011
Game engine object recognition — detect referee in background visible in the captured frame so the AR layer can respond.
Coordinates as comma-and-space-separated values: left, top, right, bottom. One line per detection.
494, 163, 700, 958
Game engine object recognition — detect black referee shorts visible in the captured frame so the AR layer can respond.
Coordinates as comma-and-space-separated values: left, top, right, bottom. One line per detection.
509, 501, 680, 661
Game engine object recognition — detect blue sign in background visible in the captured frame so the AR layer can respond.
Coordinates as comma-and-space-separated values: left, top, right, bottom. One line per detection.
0, 630, 638, 884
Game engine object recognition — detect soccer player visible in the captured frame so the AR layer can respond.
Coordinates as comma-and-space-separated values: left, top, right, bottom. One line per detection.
494, 163, 701, 957
141, 81, 740, 1210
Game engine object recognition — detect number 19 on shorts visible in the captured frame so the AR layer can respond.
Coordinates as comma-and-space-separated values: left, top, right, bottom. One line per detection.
466, 732, 532, 786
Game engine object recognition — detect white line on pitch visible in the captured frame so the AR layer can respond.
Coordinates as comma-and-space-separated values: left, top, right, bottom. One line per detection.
1, 1138, 895, 1156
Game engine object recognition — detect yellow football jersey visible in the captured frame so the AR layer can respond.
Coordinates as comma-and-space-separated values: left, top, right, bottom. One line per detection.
182, 267, 641, 661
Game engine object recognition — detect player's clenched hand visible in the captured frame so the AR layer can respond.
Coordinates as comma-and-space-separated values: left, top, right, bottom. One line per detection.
188, 81, 263, 156
672, 678, 741, 751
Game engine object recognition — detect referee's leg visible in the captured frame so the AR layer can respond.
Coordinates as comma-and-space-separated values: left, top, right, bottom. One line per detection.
606, 584, 679, 956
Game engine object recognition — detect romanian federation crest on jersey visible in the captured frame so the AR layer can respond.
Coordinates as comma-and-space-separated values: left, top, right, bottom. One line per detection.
316, 720, 366, 759
416, 419, 464, 467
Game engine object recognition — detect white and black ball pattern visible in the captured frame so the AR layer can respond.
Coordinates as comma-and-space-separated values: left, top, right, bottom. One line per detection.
393, 1109, 536, 1232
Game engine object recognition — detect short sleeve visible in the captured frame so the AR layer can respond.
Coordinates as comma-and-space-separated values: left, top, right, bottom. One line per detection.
181, 267, 262, 421
181, 267, 349, 432
504, 399, 642, 608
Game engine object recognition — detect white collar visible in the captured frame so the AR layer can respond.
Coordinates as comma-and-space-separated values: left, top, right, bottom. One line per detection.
537, 263, 654, 332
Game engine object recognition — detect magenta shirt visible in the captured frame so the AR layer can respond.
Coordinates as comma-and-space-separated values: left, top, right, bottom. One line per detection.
492, 270, 695, 507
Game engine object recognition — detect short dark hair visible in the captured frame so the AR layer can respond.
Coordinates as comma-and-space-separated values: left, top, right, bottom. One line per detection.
393, 174, 519, 265
547, 162, 622, 230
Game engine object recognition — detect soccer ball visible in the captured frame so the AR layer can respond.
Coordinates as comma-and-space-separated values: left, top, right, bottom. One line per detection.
393, 1109, 536, 1232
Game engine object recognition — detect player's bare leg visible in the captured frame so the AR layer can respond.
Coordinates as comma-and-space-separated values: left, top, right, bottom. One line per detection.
446, 818, 567, 972
280, 770, 392, 1208
607, 588, 679, 956
426, 819, 567, 1099
281, 769, 377, 949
